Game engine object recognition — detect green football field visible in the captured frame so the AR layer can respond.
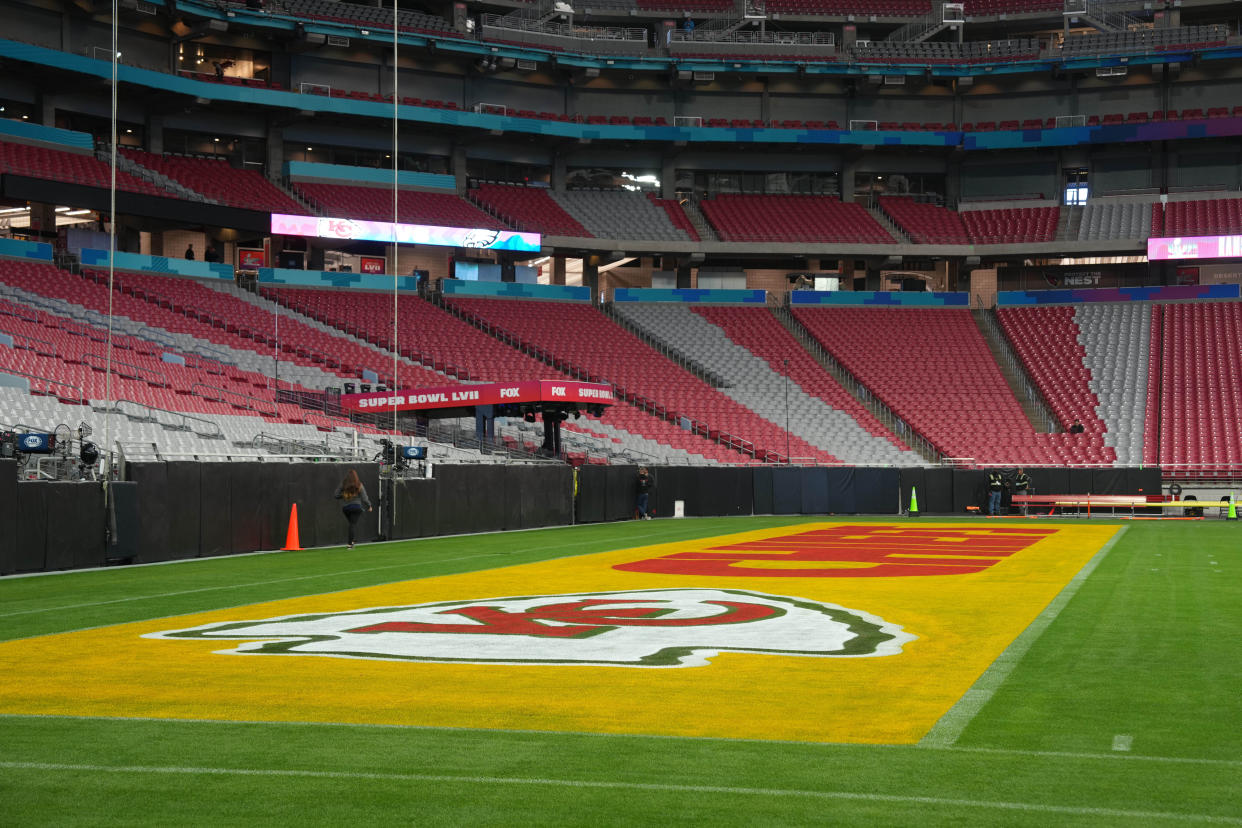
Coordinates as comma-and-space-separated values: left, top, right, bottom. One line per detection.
2, 516, 1240, 826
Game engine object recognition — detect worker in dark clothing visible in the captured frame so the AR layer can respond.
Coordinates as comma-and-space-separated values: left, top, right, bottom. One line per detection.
1012, 468, 1031, 515
635, 466, 653, 520
987, 470, 1005, 516
1069, 418, 1085, 434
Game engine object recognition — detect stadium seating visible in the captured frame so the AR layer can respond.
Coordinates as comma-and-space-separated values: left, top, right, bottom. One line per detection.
996, 306, 1111, 442
120, 149, 304, 214
765, 0, 930, 13
293, 183, 507, 228
959, 206, 1059, 244
469, 184, 592, 237
1073, 200, 1151, 241
698, 195, 895, 244
0, 140, 168, 197
878, 196, 971, 244
649, 194, 700, 241
1155, 301, 1242, 477
257, 286, 742, 463
444, 297, 841, 463
1161, 197, 1242, 237
617, 303, 923, 465
551, 190, 691, 242
1073, 302, 1152, 466
793, 306, 1113, 465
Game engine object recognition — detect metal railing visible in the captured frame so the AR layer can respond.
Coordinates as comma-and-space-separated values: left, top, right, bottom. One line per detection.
192, 383, 280, 418
670, 29, 833, 45
774, 306, 941, 463
480, 14, 647, 43
974, 308, 1058, 432
0, 368, 86, 405
108, 399, 226, 439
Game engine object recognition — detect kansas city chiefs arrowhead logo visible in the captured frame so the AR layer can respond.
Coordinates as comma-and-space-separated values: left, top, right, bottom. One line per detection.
146, 589, 914, 668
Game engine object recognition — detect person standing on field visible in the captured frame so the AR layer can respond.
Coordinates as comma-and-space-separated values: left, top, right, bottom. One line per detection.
335, 468, 372, 549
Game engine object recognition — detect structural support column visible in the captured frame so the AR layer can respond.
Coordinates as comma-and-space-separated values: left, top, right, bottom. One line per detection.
452, 144, 468, 193
551, 256, 567, 285
551, 153, 568, 192
661, 156, 677, 199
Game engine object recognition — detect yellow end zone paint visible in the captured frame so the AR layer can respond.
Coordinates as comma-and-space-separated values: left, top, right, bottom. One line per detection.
0, 522, 1118, 744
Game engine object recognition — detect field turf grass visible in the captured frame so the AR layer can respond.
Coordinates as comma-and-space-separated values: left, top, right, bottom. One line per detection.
2, 516, 1241, 826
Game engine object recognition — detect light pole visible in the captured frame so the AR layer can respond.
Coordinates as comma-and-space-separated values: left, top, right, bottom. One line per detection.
784, 358, 790, 464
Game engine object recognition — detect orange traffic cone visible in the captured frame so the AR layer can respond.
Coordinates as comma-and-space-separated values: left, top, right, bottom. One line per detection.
282, 503, 302, 551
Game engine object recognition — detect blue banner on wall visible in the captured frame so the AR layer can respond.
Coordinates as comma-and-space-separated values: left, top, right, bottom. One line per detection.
441, 280, 591, 302
997, 284, 1241, 305
790, 290, 969, 306
612, 288, 767, 304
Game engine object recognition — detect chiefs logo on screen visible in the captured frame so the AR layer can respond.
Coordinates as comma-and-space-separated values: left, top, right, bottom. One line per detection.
145, 589, 913, 667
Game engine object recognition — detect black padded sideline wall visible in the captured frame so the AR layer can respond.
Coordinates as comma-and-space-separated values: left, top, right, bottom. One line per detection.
126, 461, 380, 563
4, 474, 106, 574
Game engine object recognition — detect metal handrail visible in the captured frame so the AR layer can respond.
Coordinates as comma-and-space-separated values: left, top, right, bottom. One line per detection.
109, 399, 226, 438
0, 368, 85, 405
192, 383, 280, 418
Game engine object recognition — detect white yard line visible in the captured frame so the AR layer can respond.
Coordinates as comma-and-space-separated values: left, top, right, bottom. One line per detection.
919, 525, 1129, 748
1, 761, 1239, 824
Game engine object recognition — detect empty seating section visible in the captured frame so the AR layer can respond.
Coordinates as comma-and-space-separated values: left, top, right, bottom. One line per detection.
959, 206, 1058, 244
1075, 200, 1150, 241
552, 190, 690, 241
259, 287, 551, 384
7, 262, 443, 395
688, 306, 921, 465
0, 288, 278, 417
0, 140, 167, 197
470, 185, 592, 237
1074, 303, 1151, 465
794, 307, 1109, 465
121, 150, 303, 214
445, 297, 838, 463
1161, 197, 1242, 237
0, 262, 357, 427
1156, 301, 1242, 476
765, 0, 929, 13
1061, 25, 1229, 58
996, 306, 1112, 446
699, 195, 894, 244
257, 287, 734, 462
962, 0, 1060, 13
853, 39, 1038, 64
294, 183, 507, 228
635, 0, 732, 10
280, 0, 456, 36
878, 196, 970, 243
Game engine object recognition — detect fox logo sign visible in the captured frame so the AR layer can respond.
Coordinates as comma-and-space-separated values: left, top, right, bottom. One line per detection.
147, 589, 914, 668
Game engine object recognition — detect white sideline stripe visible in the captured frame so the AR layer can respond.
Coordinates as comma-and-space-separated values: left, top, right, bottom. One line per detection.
919, 526, 1129, 748
0, 529, 676, 621
4, 714, 1241, 768
2, 761, 1239, 824
1114, 734, 1134, 752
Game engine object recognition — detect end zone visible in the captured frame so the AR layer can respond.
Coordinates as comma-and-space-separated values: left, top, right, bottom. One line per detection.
0, 522, 1119, 745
